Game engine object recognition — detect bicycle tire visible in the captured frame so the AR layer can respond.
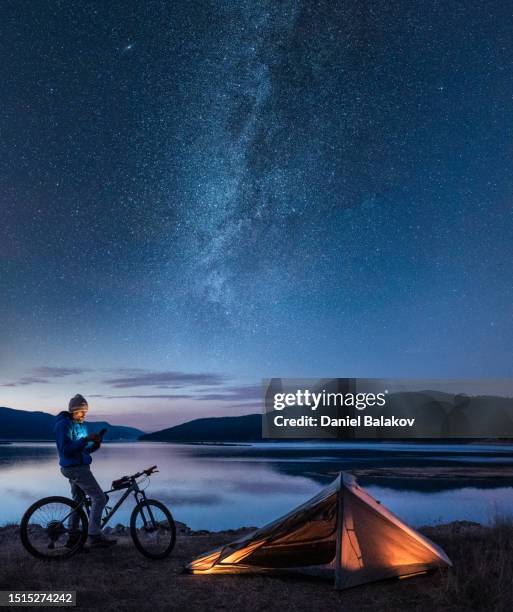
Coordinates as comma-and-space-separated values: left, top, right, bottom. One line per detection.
130, 498, 176, 559
20, 496, 88, 560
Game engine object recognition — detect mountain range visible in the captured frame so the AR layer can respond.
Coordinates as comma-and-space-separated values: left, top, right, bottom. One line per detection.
4, 389, 513, 443
139, 414, 261, 442
0, 406, 144, 441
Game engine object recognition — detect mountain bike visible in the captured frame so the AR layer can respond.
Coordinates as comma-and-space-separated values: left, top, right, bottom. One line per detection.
20, 465, 176, 560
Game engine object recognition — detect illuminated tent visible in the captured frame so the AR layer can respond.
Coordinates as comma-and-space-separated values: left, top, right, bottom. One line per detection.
186, 472, 452, 589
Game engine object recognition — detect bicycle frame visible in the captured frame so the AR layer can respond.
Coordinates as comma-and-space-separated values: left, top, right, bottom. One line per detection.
100, 480, 147, 528
63, 478, 157, 530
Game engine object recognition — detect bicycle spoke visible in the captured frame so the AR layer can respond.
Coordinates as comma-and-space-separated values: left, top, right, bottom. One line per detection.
132, 502, 175, 558
21, 497, 88, 559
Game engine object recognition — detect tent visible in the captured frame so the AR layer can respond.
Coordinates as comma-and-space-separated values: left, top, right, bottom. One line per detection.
186, 472, 452, 589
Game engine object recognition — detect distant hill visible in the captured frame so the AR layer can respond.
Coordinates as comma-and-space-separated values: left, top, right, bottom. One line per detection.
0, 406, 144, 441
139, 414, 261, 442
139, 390, 513, 442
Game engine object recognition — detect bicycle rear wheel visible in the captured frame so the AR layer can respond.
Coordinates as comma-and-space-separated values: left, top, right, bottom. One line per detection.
20, 496, 88, 559
130, 498, 176, 559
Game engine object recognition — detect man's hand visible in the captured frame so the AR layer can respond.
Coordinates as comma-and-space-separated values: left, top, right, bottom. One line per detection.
87, 433, 101, 443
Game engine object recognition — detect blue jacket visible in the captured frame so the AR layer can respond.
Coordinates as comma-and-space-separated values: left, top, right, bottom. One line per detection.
54, 411, 99, 467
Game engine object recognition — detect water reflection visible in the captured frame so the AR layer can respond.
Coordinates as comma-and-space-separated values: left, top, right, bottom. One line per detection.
0, 442, 512, 530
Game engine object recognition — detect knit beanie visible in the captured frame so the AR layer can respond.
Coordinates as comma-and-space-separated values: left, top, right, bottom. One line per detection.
68, 394, 89, 413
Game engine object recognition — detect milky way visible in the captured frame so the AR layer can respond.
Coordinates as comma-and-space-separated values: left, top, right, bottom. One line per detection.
1, 1, 512, 422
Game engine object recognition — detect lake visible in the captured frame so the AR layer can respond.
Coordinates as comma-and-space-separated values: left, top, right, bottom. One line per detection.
1, 441, 513, 530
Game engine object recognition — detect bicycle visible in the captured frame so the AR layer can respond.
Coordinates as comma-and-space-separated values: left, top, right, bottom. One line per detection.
20, 465, 176, 560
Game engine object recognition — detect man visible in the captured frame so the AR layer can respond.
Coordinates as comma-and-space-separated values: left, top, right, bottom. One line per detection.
54, 394, 117, 548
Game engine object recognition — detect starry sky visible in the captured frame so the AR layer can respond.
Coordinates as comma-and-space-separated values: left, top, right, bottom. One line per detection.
1, 1, 512, 431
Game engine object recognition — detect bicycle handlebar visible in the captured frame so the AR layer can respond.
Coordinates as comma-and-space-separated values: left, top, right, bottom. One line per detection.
130, 465, 159, 479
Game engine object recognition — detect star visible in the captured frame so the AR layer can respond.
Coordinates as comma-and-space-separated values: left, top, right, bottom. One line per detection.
121, 42, 135, 54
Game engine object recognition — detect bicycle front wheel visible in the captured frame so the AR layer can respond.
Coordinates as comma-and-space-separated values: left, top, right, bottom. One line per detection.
20, 496, 88, 559
130, 498, 176, 559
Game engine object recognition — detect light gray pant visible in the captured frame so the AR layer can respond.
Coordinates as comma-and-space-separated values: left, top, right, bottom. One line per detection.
60, 465, 106, 536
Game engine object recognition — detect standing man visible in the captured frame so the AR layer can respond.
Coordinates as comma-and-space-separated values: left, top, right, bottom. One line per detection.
54, 394, 117, 548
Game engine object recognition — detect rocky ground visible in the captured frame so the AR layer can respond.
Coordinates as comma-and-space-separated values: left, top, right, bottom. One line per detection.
1, 518, 512, 612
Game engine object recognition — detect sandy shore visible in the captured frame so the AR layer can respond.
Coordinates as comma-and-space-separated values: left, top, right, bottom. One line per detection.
1, 519, 511, 612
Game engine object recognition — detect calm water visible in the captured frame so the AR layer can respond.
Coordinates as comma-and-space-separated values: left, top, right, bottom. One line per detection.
1, 441, 513, 530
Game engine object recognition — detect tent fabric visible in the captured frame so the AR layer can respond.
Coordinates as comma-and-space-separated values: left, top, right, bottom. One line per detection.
186, 472, 452, 589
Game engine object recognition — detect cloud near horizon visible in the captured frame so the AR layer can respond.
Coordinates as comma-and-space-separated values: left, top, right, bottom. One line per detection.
102, 370, 228, 389
195, 384, 262, 402
33, 367, 91, 377
1, 366, 91, 387
1, 376, 50, 387
90, 394, 193, 400
1, 366, 228, 390
90, 383, 262, 403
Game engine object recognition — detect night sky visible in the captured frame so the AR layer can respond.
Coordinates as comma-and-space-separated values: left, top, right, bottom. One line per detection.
1, 1, 512, 430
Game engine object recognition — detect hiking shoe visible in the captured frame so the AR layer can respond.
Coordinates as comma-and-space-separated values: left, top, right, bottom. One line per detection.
88, 533, 117, 548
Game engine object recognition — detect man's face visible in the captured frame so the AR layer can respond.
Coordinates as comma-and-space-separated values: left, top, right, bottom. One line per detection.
72, 408, 88, 424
